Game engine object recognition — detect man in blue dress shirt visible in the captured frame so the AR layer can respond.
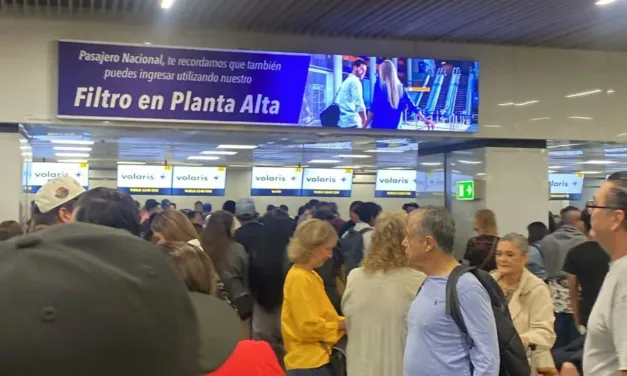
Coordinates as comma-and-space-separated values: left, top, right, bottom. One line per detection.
403, 206, 499, 376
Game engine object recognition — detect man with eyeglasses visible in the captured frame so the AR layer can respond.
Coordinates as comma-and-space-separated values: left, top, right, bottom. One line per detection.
583, 172, 627, 376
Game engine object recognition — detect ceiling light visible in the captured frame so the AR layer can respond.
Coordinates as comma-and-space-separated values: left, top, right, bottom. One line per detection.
458, 160, 482, 165
388, 167, 411, 170
603, 153, 627, 158
596, 0, 617, 5
50, 139, 95, 145
53, 146, 92, 152
187, 156, 220, 161
604, 148, 627, 153
579, 171, 604, 174
420, 162, 442, 166
216, 144, 257, 150
483, 125, 504, 128
548, 150, 583, 156
144, 42, 151, 45
530, 117, 551, 121
548, 170, 558, 174
57, 159, 89, 163
200, 151, 238, 155
565, 89, 602, 98
117, 161, 147, 165
569, 116, 593, 120
514, 100, 539, 106
19, 139, 28, 144
607, 89, 615, 94
364, 149, 403, 153
309, 159, 340, 164
476, 173, 487, 177
333, 154, 371, 158
160, 0, 175, 9
579, 160, 618, 165
266, 141, 275, 145
498, 102, 514, 107
334, 165, 359, 169
19, 146, 30, 150
547, 143, 584, 149
55, 152, 90, 157
548, 166, 564, 169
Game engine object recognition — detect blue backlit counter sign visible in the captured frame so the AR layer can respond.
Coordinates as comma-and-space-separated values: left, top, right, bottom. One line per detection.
117, 165, 173, 195
302, 169, 353, 197
24, 162, 89, 193
172, 166, 226, 196
550, 173, 584, 200
375, 170, 417, 198
251, 167, 304, 196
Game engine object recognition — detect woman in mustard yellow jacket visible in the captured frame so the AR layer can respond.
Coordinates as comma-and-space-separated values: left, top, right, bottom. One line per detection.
281, 219, 345, 376
491, 233, 557, 374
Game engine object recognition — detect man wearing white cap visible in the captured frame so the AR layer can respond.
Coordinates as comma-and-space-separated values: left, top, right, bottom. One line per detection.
31, 176, 85, 231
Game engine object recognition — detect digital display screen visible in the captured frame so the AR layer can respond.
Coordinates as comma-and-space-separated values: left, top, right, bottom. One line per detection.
251, 167, 303, 196
549, 173, 584, 200
301, 168, 353, 197
171, 166, 226, 196
117, 165, 173, 195
375, 170, 417, 198
25, 162, 89, 193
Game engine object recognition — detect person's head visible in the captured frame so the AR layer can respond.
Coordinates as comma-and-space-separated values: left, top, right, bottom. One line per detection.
0, 221, 23, 241
151, 210, 198, 244
297, 206, 306, 217
312, 202, 336, 221
473, 209, 498, 236
560, 206, 584, 232
200, 211, 237, 268
379, 59, 403, 109
161, 241, 217, 296
329, 202, 339, 215
495, 233, 530, 278
0, 223, 199, 376
288, 219, 337, 269
145, 199, 161, 214
403, 206, 456, 272
72, 188, 141, 236
194, 201, 204, 212
349, 200, 363, 222
580, 209, 593, 236
235, 198, 258, 223
161, 199, 172, 211
32, 176, 85, 229
267, 204, 276, 212
527, 221, 548, 244
363, 211, 410, 273
222, 200, 236, 215
404, 202, 419, 214
590, 172, 627, 254
351, 58, 368, 79
280, 204, 289, 214
355, 202, 382, 226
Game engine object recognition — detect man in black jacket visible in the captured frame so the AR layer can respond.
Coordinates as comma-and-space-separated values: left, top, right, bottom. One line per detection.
234, 198, 265, 255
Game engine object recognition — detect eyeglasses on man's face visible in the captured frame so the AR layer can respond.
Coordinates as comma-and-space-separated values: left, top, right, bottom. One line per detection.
585, 201, 625, 213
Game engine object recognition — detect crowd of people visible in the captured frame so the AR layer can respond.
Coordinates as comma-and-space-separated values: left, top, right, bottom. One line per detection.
1, 173, 625, 376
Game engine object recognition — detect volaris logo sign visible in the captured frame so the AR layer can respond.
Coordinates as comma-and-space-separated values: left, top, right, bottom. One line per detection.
251, 167, 303, 196
117, 165, 173, 194
172, 166, 226, 196
549, 173, 584, 200
375, 170, 417, 198
25, 162, 89, 193
302, 168, 353, 197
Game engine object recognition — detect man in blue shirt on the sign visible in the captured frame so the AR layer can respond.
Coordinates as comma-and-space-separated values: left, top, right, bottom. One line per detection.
335, 59, 368, 128
402, 206, 499, 376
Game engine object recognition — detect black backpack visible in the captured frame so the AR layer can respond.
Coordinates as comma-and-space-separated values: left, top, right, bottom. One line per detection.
320, 103, 340, 127
446, 265, 530, 376
339, 227, 372, 278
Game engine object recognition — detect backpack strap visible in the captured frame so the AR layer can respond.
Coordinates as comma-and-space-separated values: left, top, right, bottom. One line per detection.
357, 227, 373, 235
445, 264, 475, 336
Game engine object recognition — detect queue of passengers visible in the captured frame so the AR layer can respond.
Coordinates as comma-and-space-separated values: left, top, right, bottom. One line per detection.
0, 174, 625, 376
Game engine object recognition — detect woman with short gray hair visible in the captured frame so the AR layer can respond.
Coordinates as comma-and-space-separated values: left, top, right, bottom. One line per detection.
491, 233, 557, 374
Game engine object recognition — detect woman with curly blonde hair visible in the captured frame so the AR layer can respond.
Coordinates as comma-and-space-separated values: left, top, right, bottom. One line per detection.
341, 211, 426, 376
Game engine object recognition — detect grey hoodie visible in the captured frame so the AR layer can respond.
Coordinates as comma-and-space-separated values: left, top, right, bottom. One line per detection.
538, 225, 587, 278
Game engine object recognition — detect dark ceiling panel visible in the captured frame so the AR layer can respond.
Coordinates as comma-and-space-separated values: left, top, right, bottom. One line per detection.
2, 0, 627, 51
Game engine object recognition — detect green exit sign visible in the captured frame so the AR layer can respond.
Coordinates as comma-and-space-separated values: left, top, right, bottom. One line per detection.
456, 180, 475, 200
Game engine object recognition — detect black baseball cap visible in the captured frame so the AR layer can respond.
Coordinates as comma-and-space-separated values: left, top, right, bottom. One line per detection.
145, 199, 160, 211
0, 223, 200, 376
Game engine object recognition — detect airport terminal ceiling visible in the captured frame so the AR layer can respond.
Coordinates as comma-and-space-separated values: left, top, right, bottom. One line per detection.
20, 124, 627, 178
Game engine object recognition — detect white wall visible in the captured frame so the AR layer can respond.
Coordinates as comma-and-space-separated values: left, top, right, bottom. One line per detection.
53, 169, 422, 216
1, 18, 627, 142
